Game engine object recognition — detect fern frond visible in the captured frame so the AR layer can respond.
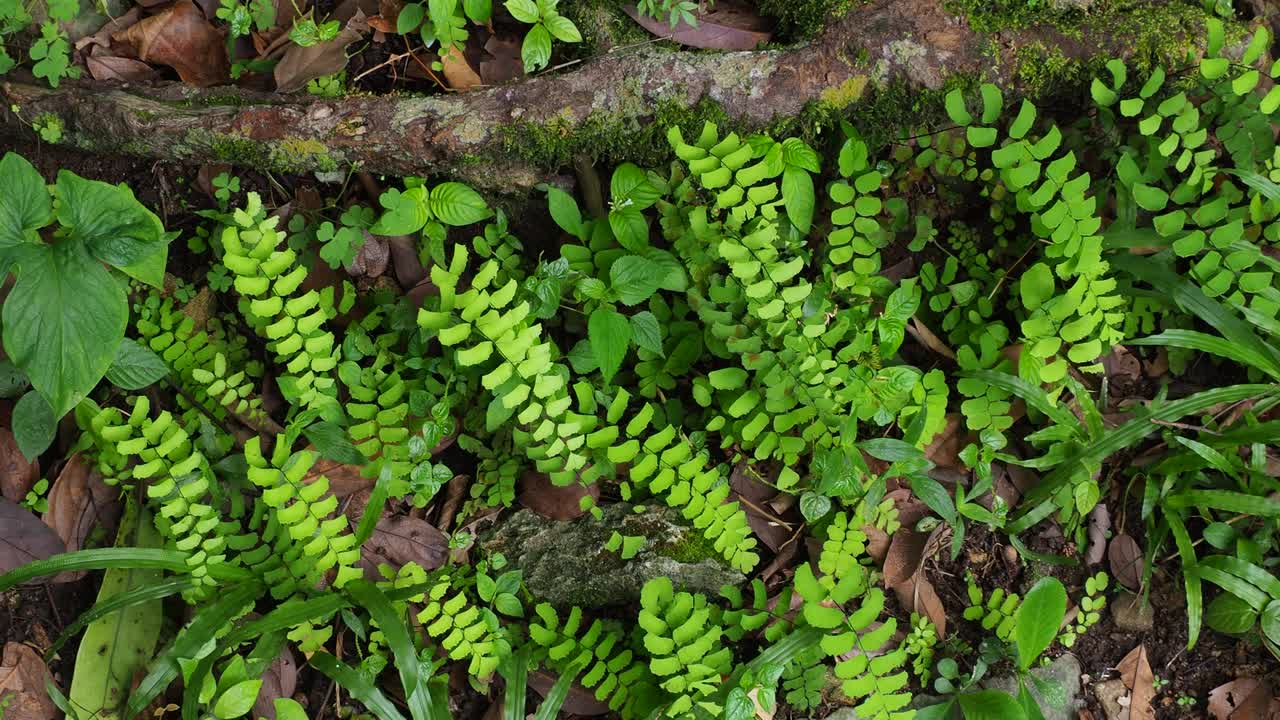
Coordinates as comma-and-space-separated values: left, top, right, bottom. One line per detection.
528, 603, 656, 718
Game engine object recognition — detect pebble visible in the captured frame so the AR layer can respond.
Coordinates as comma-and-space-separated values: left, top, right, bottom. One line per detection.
1112, 591, 1155, 632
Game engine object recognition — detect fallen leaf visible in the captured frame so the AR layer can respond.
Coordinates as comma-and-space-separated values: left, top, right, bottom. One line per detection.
42, 455, 122, 581
923, 414, 969, 469
864, 524, 890, 564
440, 45, 481, 90
623, 0, 771, 49
881, 529, 929, 588
86, 55, 161, 82
517, 470, 599, 521
112, 0, 229, 87
75, 7, 142, 51
526, 670, 610, 716
891, 570, 947, 639
1108, 534, 1144, 591
479, 34, 523, 84
366, 14, 395, 33
435, 473, 469, 533
274, 17, 365, 92
386, 234, 427, 289
356, 515, 448, 579
1085, 504, 1110, 566
0, 499, 64, 577
0, 428, 39, 503
344, 232, 388, 278
250, 647, 297, 720
1208, 678, 1280, 720
909, 317, 956, 360
0, 642, 58, 720
1102, 345, 1141, 385
305, 457, 373, 498
1116, 644, 1156, 720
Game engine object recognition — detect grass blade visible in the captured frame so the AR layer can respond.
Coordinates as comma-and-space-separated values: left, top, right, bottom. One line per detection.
500, 647, 530, 720
1165, 511, 1203, 649
310, 652, 409, 720
346, 580, 436, 720
0, 548, 191, 593
1130, 330, 1280, 380
532, 661, 586, 720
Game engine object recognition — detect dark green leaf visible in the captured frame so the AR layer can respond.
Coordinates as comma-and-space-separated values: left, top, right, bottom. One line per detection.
0, 152, 51, 247
13, 390, 55, 460
428, 183, 491, 226
958, 690, 1026, 720
106, 338, 170, 390
303, 421, 368, 465
588, 307, 630, 384
55, 171, 165, 268
910, 475, 957, 526
629, 311, 664, 356
1205, 593, 1258, 634
610, 255, 667, 306
1014, 577, 1067, 669
782, 166, 815, 233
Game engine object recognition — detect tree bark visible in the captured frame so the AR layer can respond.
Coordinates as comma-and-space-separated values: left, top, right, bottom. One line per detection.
0, 0, 1219, 190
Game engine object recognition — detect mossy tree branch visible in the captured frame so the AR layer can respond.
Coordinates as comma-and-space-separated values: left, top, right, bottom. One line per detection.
0, 0, 1227, 190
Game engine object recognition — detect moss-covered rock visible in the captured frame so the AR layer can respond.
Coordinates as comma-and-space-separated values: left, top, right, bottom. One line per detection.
482, 503, 744, 608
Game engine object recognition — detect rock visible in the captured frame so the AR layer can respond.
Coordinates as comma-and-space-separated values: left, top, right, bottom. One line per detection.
1093, 678, 1128, 720
1112, 592, 1154, 632
482, 503, 744, 608
982, 654, 1085, 720
1048, 0, 1095, 9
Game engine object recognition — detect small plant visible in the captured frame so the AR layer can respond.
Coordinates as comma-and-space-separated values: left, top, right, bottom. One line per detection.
635, 0, 703, 27
32, 113, 62, 143
21, 477, 49, 513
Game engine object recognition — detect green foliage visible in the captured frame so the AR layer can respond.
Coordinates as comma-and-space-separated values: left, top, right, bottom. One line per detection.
963, 575, 1020, 641
529, 603, 656, 717
639, 576, 733, 718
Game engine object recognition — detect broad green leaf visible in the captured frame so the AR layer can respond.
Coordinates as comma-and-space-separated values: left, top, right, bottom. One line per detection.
213, 680, 263, 719
504, 0, 538, 23
1019, 262, 1054, 311
588, 307, 630, 384
428, 182, 490, 226
910, 475, 956, 526
798, 492, 831, 523
1014, 577, 1066, 669
118, 240, 169, 289
610, 255, 667, 305
724, 688, 754, 720
521, 22, 552, 71
70, 504, 164, 720
1205, 593, 1258, 635
958, 690, 1026, 720
782, 166, 815, 233
1133, 183, 1169, 212
105, 339, 169, 390
544, 186, 583, 238
303, 421, 368, 465
608, 206, 650, 252
3, 242, 128, 417
13, 390, 55, 460
545, 14, 580, 42
397, 3, 425, 32
274, 699, 309, 720
55, 171, 165, 268
0, 152, 51, 247
629, 311, 664, 356
1263, 601, 1280, 646
944, 88, 972, 125
610, 163, 661, 209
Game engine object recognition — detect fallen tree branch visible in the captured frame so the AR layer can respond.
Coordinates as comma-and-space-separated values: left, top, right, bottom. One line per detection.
0, 0, 1224, 190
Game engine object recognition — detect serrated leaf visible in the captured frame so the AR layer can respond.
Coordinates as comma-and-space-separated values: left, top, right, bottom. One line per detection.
588, 307, 630, 384
629, 311, 664, 356
106, 338, 169, 390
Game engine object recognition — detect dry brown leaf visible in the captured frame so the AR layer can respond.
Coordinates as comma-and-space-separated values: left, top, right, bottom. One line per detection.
0, 643, 58, 720
345, 232, 389, 277
386, 234, 427, 289
909, 317, 956, 360
436, 473, 469, 533
881, 529, 929, 588
1085, 504, 1110, 566
517, 471, 599, 521
1208, 678, 1280, 720
305, 457, 373, 498
479, 34, 523, 84
356, 515, 448, 579
1102, 345, 1141, 385
0, 429, 39, 503
250, 647, 297, 720
1108, 534, 1144, 590
75, 6, 142, 51
1116, 644, 1156, 720
86, 55, 160, 82
527, 670, 610, 716
274, 17, 364, 92
923, 414, 969, 470
113, 0, 229, 86
42, 455, 120, 581
0, 499, 64, 577
440, 45, 481, 89
622, 0, 771, 49
891, 570, 947, 639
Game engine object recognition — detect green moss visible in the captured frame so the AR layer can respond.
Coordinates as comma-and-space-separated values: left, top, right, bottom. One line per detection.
757, 0, 855, 41
268, 137, 339, 173
1014, 41, 1088, 97
656, 526, 721, 563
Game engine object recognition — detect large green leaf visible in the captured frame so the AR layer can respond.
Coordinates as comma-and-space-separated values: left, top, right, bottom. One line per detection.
3, 241, 129, 417
1013, 577, 1067, 670
610, 255, 667, 306
0, 152, 51, 248
105, 339, 170, 391
55, 171, 165, 268
588, 306, 630, 384
428, 182, 491, 226
958, 690, 1026, 720
70, 504, 164, 720
13, 390, 55, 460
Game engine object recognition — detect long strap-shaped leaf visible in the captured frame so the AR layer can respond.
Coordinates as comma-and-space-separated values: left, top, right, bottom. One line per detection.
531, 660, 587, 720
0, 548, 192, 593
1010, 383, 1280, 531
1130, 330, 1280, 381
346, 580, 438, 720
309, 652, 409, 720
499, 647, 530, 720
124, 582, 264, 720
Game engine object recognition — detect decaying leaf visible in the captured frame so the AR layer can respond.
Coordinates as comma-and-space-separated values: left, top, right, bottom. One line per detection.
75, 7, 142, 51
1116, 644, 1156, 720
1208, 678, 1280, 720
0, 642, 58, 720
623, 0, 772, 50
356, 515, 448, 579
344, 232, 388, 278
517, 470, 599, 521
86, 55, 161, 82
891, 570, 947, 639
0, 499, 64, 577
1108, 533, 1144, 590
112, 0, 229, 87
0, 428, 39, 503
923, 414, 969, 469
305, 457, 373, 498
909, 317, 956, 360
881, 528, 929, 589
440, 45, 482, 90
250, 647, 297, 720
43, 454, 122, 581
1085, 504, 1110, 566
274, 17, 365, 92
479, 34, 523, 84
1102, 345, 1142, 385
